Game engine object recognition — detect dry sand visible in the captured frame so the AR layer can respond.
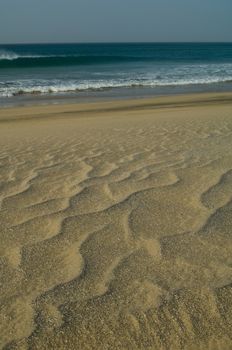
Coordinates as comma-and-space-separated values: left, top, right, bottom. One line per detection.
1, 92, 232, 349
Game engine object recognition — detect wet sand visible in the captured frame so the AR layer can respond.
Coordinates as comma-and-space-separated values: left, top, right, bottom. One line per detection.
1, 92, 232, 349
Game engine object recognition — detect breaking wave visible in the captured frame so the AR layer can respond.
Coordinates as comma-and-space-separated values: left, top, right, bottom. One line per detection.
1, 76, 232, 98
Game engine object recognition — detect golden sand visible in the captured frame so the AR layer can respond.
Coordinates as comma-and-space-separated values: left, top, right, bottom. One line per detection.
1, 92, 232, 349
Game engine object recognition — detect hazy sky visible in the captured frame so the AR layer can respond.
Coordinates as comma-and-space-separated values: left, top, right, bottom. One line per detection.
1, 0, 232, 44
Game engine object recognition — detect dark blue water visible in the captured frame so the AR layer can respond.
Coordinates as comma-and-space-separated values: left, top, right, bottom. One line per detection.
0, 43, 232, 103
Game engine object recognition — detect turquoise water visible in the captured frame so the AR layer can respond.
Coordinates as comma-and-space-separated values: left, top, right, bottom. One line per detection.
1, 43, 232, 104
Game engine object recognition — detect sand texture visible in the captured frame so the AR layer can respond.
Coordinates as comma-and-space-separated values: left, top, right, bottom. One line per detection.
1, 93, 232, 349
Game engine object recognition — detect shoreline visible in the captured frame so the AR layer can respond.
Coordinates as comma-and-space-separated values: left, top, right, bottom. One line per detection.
1, 83, 232, 109
1, 91, 232, 122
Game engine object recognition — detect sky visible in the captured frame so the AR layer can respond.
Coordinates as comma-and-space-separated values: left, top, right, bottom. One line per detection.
0, 0, 232, 44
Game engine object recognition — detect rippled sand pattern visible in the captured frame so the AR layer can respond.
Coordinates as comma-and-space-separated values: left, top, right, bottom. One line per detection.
1, 95, 232, 349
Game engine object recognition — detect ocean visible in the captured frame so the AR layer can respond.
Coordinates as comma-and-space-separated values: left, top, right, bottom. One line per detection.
1, 42, 232, 106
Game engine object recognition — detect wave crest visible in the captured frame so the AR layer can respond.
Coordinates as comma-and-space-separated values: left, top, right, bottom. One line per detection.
1, 76, 232, 98
0, 50, 19, 61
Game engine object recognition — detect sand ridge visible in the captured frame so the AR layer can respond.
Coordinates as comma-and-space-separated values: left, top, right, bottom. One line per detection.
1, 93, 232, 349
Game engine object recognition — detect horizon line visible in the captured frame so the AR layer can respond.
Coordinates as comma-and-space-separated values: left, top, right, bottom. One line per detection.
1, 41, 232, 45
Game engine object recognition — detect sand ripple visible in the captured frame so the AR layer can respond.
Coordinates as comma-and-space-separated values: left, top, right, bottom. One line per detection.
1, 97, 232, 349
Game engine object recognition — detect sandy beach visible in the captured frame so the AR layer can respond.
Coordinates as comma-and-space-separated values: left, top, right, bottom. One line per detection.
1, 92, 232, 349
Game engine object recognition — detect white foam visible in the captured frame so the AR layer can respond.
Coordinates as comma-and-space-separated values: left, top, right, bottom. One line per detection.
1, 76, 232, 98
0, 50, 19, 60
1, 61, 232, 99
0, 50, 71, 61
